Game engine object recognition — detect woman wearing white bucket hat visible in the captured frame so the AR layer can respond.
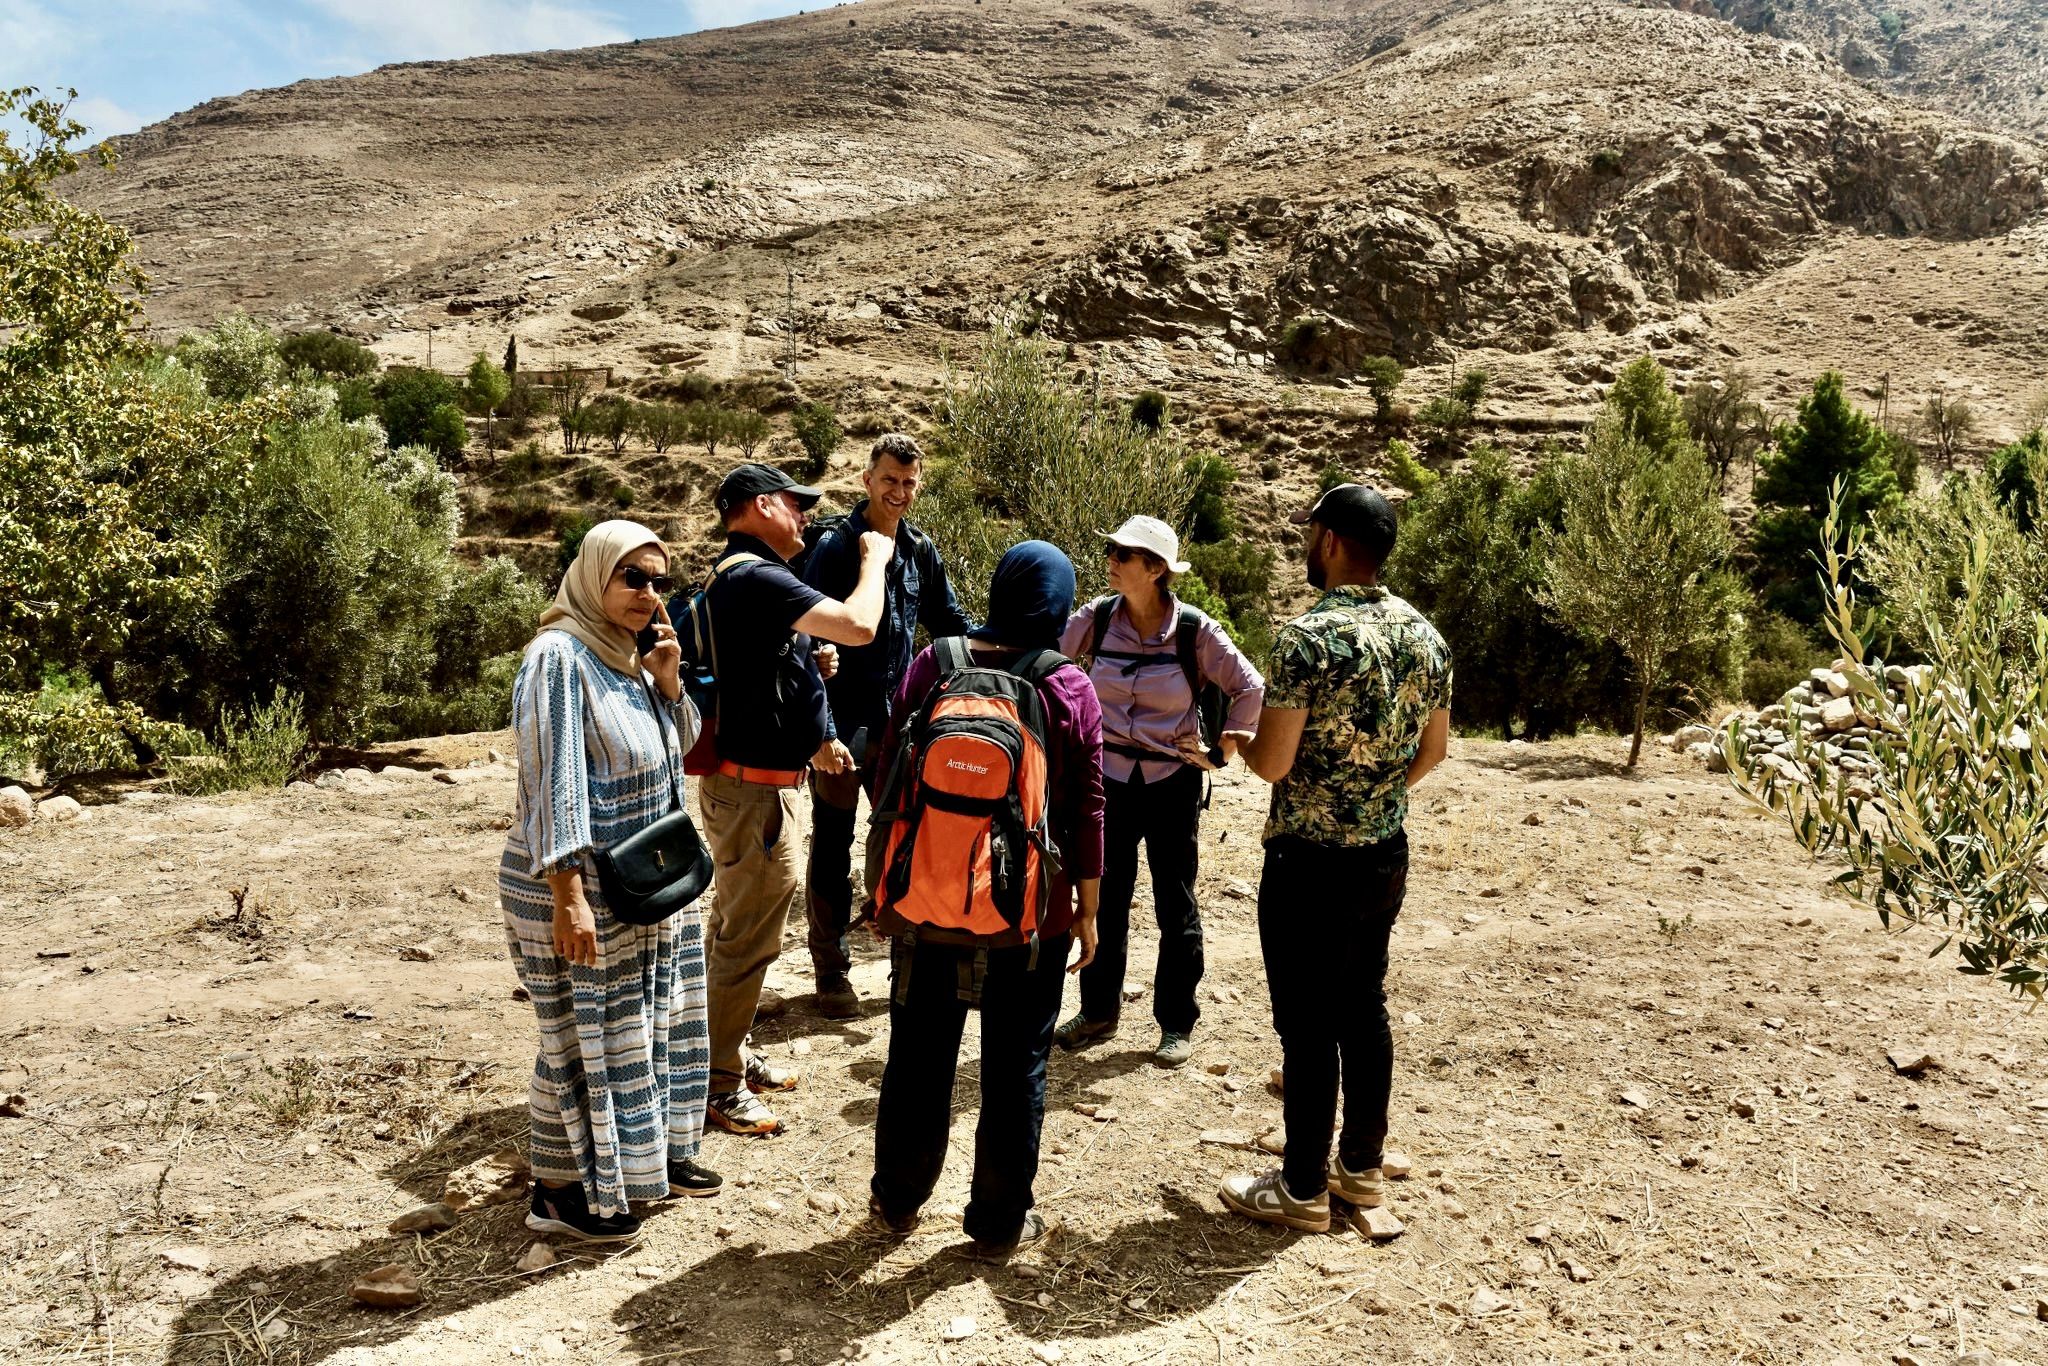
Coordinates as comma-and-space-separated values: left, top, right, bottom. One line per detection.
1054, 515, 1265, 1069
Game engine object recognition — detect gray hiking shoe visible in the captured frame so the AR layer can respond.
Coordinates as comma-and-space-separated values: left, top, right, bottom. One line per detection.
1152, 1031, 1194, 1069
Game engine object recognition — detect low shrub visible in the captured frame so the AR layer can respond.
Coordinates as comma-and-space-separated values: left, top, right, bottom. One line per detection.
166, 691, 310, 795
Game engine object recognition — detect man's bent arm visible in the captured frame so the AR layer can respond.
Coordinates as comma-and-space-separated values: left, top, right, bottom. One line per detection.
1239, 706, 1307, 784
1406, 708, 1450, 787
796, 549, 888, 646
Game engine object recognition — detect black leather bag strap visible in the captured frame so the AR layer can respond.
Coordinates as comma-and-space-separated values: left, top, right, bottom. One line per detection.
638, 675, 683, 814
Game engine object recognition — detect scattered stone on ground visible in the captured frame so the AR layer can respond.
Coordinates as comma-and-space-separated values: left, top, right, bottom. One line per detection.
349, 1264, 421, 1309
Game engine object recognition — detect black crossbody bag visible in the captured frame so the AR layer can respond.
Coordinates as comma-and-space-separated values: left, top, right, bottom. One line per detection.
592, 679, 713, 926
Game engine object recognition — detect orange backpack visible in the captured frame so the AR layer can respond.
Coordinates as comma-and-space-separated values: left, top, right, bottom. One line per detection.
868, 638, 1066, 948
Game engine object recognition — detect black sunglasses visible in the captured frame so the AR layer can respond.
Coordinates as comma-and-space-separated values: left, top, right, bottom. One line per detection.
1105, 544, 1156, 565
617, 566, 676, 594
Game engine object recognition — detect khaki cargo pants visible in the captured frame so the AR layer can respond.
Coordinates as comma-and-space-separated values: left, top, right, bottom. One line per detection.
699, 769, 805, 1093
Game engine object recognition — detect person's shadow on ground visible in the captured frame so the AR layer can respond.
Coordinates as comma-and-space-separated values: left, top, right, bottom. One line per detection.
611, 1185, 1300, 1364
162, 1104, 615, 1366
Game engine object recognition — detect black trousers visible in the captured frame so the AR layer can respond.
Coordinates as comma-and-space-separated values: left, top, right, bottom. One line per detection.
804, 765, 864, 983
1257, 830, 1408, 1199
869, 932, 1069, 1244
1077, 763, 1204, 1034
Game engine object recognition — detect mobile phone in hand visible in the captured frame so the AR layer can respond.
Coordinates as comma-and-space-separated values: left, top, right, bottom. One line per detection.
636, 624, 660, 654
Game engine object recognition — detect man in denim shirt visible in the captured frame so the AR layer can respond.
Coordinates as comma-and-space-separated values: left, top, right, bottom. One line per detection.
800, 434, 973, 1017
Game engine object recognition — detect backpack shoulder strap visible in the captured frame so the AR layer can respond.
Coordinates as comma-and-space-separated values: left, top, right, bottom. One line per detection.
933, 636, 974, 676
1174, 605, 1202, 691
1087, 595, 1121, 659
710, 551, 763, 583
1009, 648, 1072, 687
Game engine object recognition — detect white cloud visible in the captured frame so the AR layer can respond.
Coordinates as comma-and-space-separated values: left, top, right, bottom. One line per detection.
306, 0, 633, 62
68, 94, 147, 137
0, 3, 74, 74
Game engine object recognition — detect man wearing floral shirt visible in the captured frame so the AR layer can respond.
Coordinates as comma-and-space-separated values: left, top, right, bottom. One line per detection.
1220, 483, 1453, 1233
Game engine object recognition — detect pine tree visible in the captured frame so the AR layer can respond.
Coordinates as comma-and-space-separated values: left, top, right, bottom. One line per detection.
1750, 371, 1900, 623
1605, 356, 1689, 460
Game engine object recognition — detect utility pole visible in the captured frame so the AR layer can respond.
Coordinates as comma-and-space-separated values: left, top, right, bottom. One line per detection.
782, 270, 799, 383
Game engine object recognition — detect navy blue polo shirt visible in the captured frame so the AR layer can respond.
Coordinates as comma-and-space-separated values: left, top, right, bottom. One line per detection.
690, 533, 835, 770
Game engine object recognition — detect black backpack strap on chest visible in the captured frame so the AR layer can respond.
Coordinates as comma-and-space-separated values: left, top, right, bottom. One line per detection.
1085, 594, 1119, 665
1173, 606, 1202, 694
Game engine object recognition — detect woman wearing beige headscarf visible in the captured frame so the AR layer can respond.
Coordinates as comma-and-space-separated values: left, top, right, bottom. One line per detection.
500, 520, 718, 1245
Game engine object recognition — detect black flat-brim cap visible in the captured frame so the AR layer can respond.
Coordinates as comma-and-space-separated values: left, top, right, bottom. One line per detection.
1289, 483, 1398, 549
715, 461, 822, 515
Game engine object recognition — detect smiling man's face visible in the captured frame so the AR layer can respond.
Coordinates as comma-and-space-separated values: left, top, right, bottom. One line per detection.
862, 453, 921, 524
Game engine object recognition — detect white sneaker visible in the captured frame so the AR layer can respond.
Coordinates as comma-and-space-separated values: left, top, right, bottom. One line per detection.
1218, 1169, 1331, 1232
1326, 1158, 1384, 1208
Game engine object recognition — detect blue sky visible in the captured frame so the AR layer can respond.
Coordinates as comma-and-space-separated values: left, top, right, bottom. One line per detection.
2, 1, 814, 139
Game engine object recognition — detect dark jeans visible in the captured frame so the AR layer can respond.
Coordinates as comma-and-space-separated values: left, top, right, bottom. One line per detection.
1257, 830, 1408, 1200
870, 932, 1069, 1244
1077, 764, 1204, 1034
805, 765, 864, 983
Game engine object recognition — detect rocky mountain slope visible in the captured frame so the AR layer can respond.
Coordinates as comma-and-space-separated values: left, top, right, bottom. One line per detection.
1709, 0, 2048, 143
77, 0, 2048, 442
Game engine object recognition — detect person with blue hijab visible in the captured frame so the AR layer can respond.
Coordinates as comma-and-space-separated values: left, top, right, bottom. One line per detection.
863, 541, 1106, 1262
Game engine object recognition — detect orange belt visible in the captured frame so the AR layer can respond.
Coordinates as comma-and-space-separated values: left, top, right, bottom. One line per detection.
715, 759, 809, 788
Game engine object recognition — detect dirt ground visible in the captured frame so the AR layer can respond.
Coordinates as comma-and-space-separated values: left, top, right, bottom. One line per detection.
3, 734, 2046, 1365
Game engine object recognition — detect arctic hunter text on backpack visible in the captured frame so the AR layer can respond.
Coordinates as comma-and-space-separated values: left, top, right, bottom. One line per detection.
669, 552, 762, 776
1083, 595, 1229, 767
867, 638, 1067, 949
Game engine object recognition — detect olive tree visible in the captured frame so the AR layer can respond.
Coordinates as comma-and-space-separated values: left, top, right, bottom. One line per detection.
1540, 413, 1737, 765
1725, 495, 2048, 998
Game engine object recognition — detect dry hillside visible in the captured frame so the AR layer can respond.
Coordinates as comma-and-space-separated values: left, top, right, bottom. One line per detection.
76, 0, 2048, 455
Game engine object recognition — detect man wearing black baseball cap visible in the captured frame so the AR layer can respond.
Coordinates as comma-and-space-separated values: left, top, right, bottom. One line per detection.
1219, 483, 1453, 1234
688, 461, 894, 1136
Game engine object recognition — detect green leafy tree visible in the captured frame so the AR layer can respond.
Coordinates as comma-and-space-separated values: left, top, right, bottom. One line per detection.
919, 325, 1197, 614
1384, 437, 1436, 494
1183, 453, 1236, 542
729, 408, 770, 458
1453, 368, 1488, 410
1390, 447, 1622, 739
1605, 356, 1689, 459
586, 395, 633, 456
1726, 495, 2048, 998
1, 89, 269, 740
1360, 355, 1404, 424
1683, 367, 1768, 492
1919, 389, 1976, 472
1751, 371, 1901, 623
688, 401, 729, 457
1986, 429, 2048, 533
464, 352, 511, 448
280, 330, 378, 379
790, 401, 842, 479
633, 401, 689, 455
1415, 395, 1474, 460
375, 367, 467, 458
1542, 415, 1737, 765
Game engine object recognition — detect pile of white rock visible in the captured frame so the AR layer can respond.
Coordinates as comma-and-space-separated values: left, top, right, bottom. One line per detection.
1665, 660, 1932, 799
0, 784, 84, 828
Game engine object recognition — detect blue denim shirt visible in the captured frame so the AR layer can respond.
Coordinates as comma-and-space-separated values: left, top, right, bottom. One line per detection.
801, 500, 973, 748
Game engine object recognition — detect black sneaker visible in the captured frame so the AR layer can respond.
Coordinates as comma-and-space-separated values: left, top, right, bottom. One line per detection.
963, 1210, 1057, 1263
667, 1158, 723, 1198
525, 1182, 642, 1244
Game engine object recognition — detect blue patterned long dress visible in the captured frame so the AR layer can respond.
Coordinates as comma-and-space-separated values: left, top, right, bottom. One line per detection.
498, 631, 710, 1217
